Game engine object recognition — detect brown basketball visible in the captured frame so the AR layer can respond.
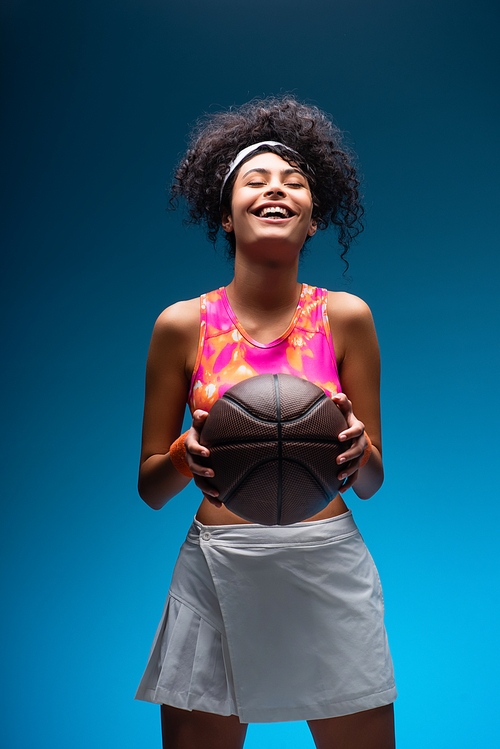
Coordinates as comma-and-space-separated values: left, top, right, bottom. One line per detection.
199, 373, 352, 525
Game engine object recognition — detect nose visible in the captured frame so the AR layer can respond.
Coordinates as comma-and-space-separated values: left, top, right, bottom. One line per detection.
264, 181, 286, 197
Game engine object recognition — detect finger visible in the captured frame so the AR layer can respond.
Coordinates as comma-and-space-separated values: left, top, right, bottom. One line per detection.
205, 496, 223, 508
332, 395, 364, 440
337, 459, 357, 481
186, 439, 211, 459
193, 475, 219, 499
188, 410, 210, 447
339, 469, 358, 493
338, 420, 365, 441
185, 432, 215, 475
190, 409, 209, 426
336, 441, 365, 465
337, 424, 366, 461
186, 424, 211, 458
332, 392, 350, 406
331, 393, 352, 415
189, 460, 215, 478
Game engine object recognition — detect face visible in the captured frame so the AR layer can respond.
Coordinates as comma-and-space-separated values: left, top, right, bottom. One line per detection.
221, 152, 317, 255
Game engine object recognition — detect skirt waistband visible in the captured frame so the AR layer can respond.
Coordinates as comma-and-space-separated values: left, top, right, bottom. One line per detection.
188, 510, 358, 547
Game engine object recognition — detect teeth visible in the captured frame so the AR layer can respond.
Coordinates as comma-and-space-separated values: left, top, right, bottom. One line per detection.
258, 206, 291, 218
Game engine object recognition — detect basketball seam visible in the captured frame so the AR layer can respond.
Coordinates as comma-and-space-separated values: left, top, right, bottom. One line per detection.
223, 457, 331, 522
274, 374, 283, 525
224, 457, 279, 515
210, 438, 350, 447
281, 457, 333, 501
220, 392, 328, 424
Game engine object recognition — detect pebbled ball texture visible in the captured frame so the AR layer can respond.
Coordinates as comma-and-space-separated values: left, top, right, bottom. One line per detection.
198, 373, 352, 525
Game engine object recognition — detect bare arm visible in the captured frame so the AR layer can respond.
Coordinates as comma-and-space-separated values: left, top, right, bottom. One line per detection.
138, 299, 200, 510
328, 292, 384, 499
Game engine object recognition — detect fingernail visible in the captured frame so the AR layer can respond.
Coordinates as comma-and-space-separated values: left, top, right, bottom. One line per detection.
204, 471, 212, 477
339, 434, 346, 441
338, 457, 346, 464
201, 449, 209, 457
339, 473, 347, 480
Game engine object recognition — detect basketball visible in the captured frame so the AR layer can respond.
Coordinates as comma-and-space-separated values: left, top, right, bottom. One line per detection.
198, 373, 352, 525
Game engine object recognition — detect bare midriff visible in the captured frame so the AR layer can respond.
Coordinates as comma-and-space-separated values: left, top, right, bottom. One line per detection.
195, 492, 349, 526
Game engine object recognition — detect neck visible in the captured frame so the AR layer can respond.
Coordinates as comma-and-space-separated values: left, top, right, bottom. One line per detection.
226, 251, 301, 314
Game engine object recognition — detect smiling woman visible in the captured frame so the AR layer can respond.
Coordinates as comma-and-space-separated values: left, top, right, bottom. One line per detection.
136, 95, 396, 749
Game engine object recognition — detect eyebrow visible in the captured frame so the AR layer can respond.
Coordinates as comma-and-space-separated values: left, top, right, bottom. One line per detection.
241, 167, 305, 179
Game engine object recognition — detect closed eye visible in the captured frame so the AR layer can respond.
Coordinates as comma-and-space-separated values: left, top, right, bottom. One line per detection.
247, 181, 304, 188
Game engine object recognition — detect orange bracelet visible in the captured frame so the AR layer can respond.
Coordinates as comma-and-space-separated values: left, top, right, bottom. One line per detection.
359, 431, 372, 468
169, 431, 193, 478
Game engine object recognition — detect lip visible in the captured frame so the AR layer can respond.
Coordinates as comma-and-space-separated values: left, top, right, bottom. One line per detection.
251, 202, 296, 220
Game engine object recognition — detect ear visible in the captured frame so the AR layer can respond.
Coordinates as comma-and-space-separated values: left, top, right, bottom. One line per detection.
307, 218, 318, 237
221, 208, 233, 233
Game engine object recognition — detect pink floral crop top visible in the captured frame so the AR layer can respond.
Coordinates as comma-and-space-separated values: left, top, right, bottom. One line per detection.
188, 284, 342, 414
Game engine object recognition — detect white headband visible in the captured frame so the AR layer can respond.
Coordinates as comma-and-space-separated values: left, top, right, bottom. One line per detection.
219, 141, 300, 202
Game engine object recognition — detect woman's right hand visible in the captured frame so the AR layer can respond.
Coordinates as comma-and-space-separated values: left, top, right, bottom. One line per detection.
184, 410, 222, 507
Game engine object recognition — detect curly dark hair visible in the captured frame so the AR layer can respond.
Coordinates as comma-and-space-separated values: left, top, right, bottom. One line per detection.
171, 96, 363, 268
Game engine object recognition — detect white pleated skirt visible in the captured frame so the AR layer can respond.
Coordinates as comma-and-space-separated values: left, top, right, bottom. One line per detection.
135, 510, 396, 723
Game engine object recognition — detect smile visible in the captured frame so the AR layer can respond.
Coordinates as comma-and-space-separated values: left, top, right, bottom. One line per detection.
254, 205, 295, 220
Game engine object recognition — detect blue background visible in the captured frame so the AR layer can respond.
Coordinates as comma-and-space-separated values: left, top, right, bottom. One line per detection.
2, 0, 499, 746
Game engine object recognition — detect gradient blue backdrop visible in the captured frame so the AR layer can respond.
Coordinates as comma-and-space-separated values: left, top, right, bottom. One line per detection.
2, 0, 499, 747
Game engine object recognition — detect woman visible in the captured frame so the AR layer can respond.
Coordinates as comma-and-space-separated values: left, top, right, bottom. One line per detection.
135, 97, 397, 748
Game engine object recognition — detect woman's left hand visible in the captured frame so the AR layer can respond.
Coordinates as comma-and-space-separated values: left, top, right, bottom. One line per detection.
331, 393, 369, 493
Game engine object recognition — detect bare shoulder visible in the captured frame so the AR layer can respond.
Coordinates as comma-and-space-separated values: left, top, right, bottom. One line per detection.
148, 297, 201, 380
326, 291, 378, 367
153, 297, 200, 340
327, 290, 374, 329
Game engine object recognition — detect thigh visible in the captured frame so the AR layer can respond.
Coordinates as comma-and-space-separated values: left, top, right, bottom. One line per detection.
308, 704, 395, 749
161, 704, 248, 749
